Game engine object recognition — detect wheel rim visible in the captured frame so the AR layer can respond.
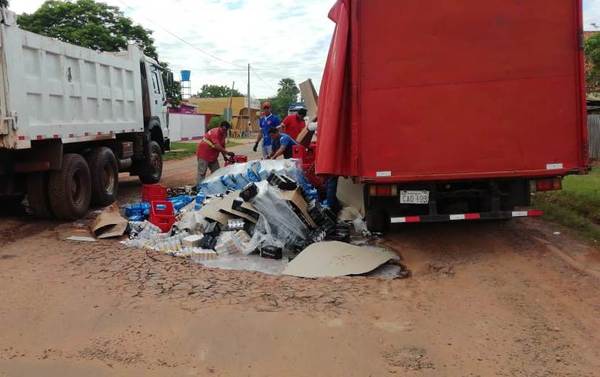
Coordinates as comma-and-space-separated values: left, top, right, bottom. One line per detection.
71, 170, 83, 205
102, 163, 115, 194
151, 152, 162, 177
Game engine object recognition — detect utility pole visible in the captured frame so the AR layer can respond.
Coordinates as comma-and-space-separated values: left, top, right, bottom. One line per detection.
247, 63, 251, 134
226, 81, 235, 123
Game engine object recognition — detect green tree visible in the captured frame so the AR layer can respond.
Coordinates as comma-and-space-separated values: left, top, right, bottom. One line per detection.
269, 78, 299, 118
195, 84, 243, 98
208, 115, 224, 130
585, 33, 600, 94
17, 0, 157, 59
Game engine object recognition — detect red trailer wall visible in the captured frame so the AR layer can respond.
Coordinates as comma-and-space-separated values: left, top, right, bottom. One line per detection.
316, 0, 588, 182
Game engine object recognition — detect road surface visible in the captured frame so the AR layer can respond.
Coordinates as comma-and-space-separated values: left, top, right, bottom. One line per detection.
0, 140, 599, 377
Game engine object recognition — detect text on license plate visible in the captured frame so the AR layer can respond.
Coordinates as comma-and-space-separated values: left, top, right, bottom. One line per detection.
400, 190, 430, 204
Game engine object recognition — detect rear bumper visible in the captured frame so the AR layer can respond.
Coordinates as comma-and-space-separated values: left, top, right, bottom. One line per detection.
360, 168, 587, 184
391, 210, 543, 224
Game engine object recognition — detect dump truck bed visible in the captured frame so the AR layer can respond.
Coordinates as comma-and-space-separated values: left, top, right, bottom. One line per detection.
0, 11, 144, 150
316, 0, 588, 182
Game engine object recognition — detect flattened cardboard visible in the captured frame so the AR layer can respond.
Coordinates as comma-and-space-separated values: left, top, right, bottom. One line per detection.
218, 192, 258, 224
283, 241, 397, 278
338, 206, 362, 222
66, 236, 97, 242
337, 177, 365, 216
299, 79, 318, 120
296, 79, 318, 146
91, 203, 128, 239
295, 127, 315, 147
198, 198, 234, 226
238, 200, 260, 219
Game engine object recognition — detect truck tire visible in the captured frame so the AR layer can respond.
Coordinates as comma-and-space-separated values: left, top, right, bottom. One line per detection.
87, 147, 118, 207
366, 208, 390, 233
48, 153, 92, 220
27, 173, 53, 218
138, 141, 163, 184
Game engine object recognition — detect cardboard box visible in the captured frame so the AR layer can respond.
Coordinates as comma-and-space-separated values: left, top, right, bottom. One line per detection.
182, 235, 203, 248
279, 188, 317, 229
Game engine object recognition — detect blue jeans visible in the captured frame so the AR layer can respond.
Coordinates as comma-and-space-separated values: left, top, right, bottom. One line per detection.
262, 144, 273, 159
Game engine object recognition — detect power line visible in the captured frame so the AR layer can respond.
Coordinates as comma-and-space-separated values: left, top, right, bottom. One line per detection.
114, 0, 245, 69
251, 67, 273, 88
252, 78, 275, 94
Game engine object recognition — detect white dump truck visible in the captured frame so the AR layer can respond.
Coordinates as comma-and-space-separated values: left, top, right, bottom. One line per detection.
0, 10, 170, 220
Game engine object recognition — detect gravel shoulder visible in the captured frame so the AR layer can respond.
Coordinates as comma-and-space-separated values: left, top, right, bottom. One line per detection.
0, 142, 599, 376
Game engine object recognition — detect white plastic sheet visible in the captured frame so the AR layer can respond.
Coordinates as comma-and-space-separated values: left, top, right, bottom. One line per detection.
249, 182, 308, 247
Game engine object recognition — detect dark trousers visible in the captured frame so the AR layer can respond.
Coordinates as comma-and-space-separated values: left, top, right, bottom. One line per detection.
325, 176, 339, 212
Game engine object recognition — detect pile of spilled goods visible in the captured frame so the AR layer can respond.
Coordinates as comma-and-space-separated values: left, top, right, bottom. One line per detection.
119, 159, 407, 278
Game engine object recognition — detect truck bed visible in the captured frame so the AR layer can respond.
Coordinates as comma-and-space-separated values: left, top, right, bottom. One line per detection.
316, 0, 588, 182
0, 11, 144, 150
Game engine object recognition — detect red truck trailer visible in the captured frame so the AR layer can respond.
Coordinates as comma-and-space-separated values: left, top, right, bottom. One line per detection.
316, 0, 589, 232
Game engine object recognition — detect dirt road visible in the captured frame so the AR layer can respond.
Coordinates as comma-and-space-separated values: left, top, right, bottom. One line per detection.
0, 141, 599, 376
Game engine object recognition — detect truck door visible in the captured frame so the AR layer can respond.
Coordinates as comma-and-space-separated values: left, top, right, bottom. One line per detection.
149, 64, 168, 135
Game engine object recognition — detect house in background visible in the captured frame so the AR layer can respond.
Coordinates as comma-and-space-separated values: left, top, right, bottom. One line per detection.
187, 97, 261, 137
168, 102, 197, 114
167, 102, 206, 142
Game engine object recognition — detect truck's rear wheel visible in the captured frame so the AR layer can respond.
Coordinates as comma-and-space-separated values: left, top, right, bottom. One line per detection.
366, 208, 390, 233
87, 147, 118, 207
138, 141, 163, 184
48, 154, 92, 220
27, 173, 53, 218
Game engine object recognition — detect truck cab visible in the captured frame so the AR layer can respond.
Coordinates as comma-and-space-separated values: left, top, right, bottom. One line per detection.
141, 57, 169, 152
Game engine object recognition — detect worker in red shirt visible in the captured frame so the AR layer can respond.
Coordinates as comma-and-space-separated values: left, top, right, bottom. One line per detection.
196, 121, 235, 186
281, 106, 307, 141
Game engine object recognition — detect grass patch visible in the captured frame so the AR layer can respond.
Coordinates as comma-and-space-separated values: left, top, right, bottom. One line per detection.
165, 140, 243, 161
533, 167, 600, 241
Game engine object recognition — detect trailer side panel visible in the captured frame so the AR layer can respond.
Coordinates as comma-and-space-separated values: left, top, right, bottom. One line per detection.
316, 0, 588, 182
0, 23, 144, 150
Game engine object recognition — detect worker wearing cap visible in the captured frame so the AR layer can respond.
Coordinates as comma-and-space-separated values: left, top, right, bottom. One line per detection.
253, 101, 281, 158
281, 106, 307, 141
196, 121, 235, 186
268, 128, 298, 159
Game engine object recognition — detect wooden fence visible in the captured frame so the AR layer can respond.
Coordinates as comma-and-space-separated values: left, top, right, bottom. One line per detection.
589, 114, 600, 160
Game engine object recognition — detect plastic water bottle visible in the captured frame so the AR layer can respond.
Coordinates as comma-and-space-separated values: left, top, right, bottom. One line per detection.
195, 192, 206, 210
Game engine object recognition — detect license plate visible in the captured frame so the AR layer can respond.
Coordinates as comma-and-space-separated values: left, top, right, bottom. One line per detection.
400, 190, 430, 204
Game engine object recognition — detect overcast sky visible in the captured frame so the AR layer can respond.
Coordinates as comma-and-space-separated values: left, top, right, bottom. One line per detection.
10, 0, 600, 98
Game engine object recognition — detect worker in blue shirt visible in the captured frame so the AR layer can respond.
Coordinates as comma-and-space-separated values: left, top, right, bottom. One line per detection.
253, 101, 281, 158
268, 128, 298, 159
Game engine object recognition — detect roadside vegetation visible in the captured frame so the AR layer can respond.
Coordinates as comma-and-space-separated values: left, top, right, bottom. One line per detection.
165, 140, 242, 161
533, 168, 600, 242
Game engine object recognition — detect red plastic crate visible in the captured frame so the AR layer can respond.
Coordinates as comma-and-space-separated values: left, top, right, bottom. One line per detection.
224, 155, 248, 166
292, 145, 315, 165
149, 200, 176, 233
142, 184, 167, 203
